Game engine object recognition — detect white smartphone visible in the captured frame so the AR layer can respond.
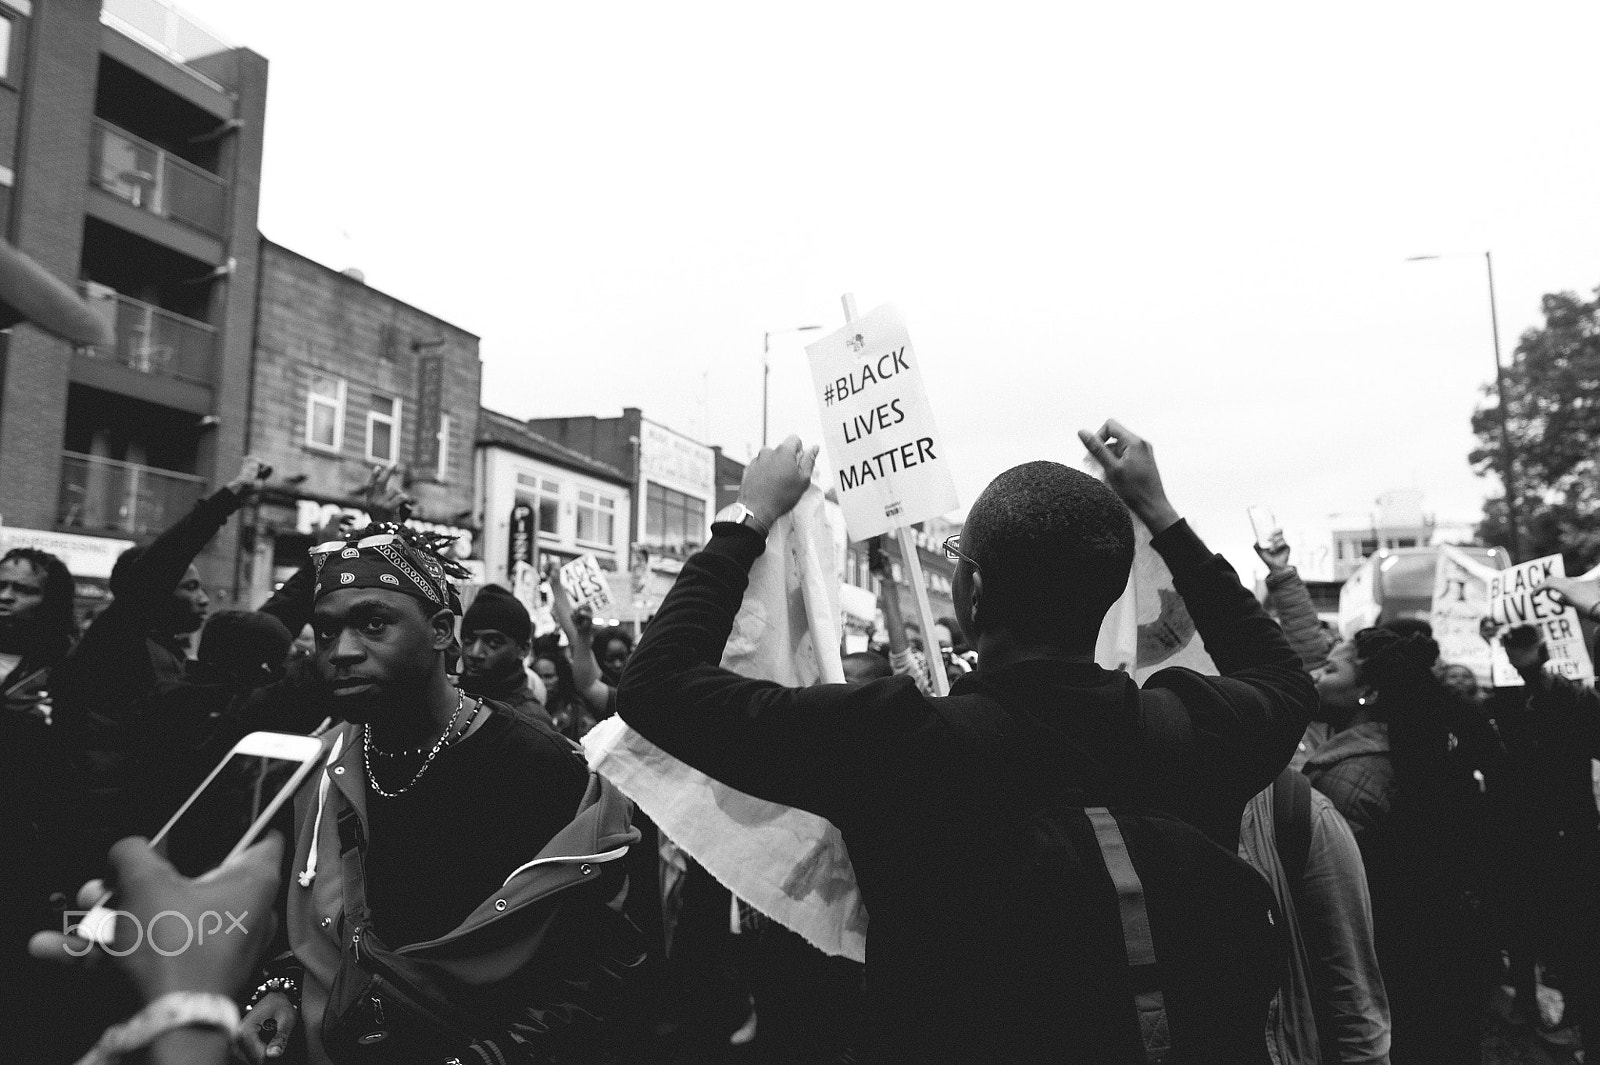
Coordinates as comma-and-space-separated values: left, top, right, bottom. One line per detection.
1247, 506, 1280, 549
71, 731, 324, 945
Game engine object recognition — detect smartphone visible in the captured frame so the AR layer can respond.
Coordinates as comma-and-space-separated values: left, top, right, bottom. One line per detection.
1247, 506, 1279, 548
72, 731, 324, 945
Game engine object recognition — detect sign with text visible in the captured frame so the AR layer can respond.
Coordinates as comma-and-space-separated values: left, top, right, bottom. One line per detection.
559, 553, 613, 613
1487, 555, 1594, 684
806, 304, 958, 541
1430, 549, 1511, 688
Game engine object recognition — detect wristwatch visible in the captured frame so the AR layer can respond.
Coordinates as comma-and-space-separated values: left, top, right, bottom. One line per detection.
715, 502, 770, 537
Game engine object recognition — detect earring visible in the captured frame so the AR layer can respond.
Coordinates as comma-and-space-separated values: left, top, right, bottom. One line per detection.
1357, 693, 1371, 707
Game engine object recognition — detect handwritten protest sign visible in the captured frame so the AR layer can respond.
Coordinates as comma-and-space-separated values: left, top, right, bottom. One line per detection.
1488, 554, 1594, 684
559, 553, 613, 614
1429, 548, 1512, 688
806, 304, 958, 542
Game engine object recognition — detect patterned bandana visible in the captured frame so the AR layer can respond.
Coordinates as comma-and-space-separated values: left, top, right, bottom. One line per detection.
310, 532, 456, 613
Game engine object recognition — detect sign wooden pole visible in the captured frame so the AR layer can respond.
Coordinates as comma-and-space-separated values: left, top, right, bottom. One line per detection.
841, 293, 950, 697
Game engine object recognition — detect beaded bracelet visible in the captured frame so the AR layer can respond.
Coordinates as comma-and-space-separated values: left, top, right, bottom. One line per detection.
247, 975, 301, 1010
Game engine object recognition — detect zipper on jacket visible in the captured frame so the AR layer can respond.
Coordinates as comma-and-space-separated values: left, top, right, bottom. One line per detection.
351, 926, 363, 965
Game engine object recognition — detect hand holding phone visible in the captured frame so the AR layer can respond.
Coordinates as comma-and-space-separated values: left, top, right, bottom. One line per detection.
68, 732, 322, 947
31, 833, 284, 1000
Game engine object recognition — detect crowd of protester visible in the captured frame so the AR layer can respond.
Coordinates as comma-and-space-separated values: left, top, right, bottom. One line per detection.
4, 420, 1600, 1065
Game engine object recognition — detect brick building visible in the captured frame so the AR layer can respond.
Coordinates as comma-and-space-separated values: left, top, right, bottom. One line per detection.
240, 238, 482, 607
524, 407, 717, 633
0, 0, 267, 605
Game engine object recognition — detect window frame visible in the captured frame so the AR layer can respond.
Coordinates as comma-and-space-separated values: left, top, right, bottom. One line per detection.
644, 481, 706, 552
575, 487, 617, 548
365, 393, 401, 465
304, 372, 346, 453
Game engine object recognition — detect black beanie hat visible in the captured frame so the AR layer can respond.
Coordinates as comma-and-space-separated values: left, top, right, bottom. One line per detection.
462, 584, 532, 644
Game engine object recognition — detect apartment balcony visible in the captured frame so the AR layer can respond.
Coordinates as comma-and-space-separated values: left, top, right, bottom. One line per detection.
90, 119, 227, 238
58, 452, 206, 538
101, 0, 235, 92
79, 286, 217, 387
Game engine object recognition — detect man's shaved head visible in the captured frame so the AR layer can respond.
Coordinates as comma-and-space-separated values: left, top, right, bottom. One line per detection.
961, 461, 1134, 646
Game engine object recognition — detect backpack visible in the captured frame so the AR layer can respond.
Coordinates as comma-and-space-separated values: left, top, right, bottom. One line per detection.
1020, 801, 1287, 1063
1272, 766, 1313, 889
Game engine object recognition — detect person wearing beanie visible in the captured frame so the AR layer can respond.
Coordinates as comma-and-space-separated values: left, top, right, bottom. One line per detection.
460, 584, 551, 727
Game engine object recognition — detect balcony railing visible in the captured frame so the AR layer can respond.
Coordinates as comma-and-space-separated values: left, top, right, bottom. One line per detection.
79, 285, 217, 385
101, 0, 234, 92
90, 119, 228, 237
58, 452, 206, 538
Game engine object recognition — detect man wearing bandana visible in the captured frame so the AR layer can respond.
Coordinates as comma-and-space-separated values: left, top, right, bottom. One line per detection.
238, 526, 642, 1065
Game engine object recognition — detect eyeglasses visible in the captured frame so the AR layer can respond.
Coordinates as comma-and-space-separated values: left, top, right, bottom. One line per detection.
943, 534, 978, 571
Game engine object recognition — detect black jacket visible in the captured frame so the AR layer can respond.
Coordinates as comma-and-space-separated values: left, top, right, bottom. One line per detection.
616, 518, 1315, 1064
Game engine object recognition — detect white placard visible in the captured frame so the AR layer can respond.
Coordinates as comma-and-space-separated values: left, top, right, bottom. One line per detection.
806, 304, 958, 541
1430, 550, 1513, 688
1487, 555, 1594, 684
559, 553, 613, 613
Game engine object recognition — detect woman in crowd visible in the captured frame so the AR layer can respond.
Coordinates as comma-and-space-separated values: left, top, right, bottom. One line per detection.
533, 648, 598, 740
1304, 627, 1493, 1065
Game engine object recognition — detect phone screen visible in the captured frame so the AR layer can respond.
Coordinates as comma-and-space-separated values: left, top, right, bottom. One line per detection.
1247, 507, 1278, 548
153, 752, 305, 878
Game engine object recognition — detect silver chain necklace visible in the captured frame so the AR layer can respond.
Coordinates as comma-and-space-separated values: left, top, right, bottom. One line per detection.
363, 691, 473, 799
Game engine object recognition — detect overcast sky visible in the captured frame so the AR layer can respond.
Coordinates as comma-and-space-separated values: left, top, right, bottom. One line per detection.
179, 0, 1600, 579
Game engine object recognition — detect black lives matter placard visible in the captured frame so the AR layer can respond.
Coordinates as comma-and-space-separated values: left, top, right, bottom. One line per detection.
1488, 555, 1595, 683
806, 304, 958, 541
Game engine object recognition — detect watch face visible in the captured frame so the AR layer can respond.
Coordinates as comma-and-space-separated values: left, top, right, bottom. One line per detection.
716, 504, 749, 525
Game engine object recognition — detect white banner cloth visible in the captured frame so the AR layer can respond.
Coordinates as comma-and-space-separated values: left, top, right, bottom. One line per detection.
583, 486, 869, 961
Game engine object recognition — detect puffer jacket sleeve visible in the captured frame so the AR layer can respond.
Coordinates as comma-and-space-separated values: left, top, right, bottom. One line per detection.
1265, 566, 1333, 674
1307, 756, 1392, 838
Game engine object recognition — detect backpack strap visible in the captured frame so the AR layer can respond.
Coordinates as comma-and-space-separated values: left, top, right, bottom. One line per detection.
1272, 766, 1313, 888
1086, 808, 1171, 1065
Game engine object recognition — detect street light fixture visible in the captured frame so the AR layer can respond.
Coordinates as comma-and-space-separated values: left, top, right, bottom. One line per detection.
763, 325, 824, 448
1405, 250, 1520, 559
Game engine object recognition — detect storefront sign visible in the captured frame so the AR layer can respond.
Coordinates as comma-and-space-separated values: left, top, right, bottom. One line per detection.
639, 420, 714, 498
0, 526, 134, 580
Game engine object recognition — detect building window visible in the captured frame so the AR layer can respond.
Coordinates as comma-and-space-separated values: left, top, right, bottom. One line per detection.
576, 489, 616, 546
366, 394, 400, 465
516, 474, 562, 538
0, 15, 14, 82
435, 414, 451, 481
645, 482, 706, 552
305, 372, 346, 452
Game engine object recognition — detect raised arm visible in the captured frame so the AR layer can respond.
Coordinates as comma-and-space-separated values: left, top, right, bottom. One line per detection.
1080, 421, 1315, 792
119, 458, 271, 619
1257, 533, 1333, 674
615, 436, 915, 818
549, 565, 612, 713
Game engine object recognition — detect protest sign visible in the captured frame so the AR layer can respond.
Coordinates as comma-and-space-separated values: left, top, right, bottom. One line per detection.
806, 303, 958, 542
559, 553, 613, 614
1487, 554, 1594, 684
1429, 547, 1511, 688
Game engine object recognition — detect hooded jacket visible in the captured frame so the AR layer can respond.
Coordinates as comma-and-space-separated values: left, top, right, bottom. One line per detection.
287, 718, 643, 1064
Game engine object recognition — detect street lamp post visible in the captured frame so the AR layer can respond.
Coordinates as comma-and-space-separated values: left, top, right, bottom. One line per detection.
1405, 251, 1521, 559
763, 325, 823, 449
